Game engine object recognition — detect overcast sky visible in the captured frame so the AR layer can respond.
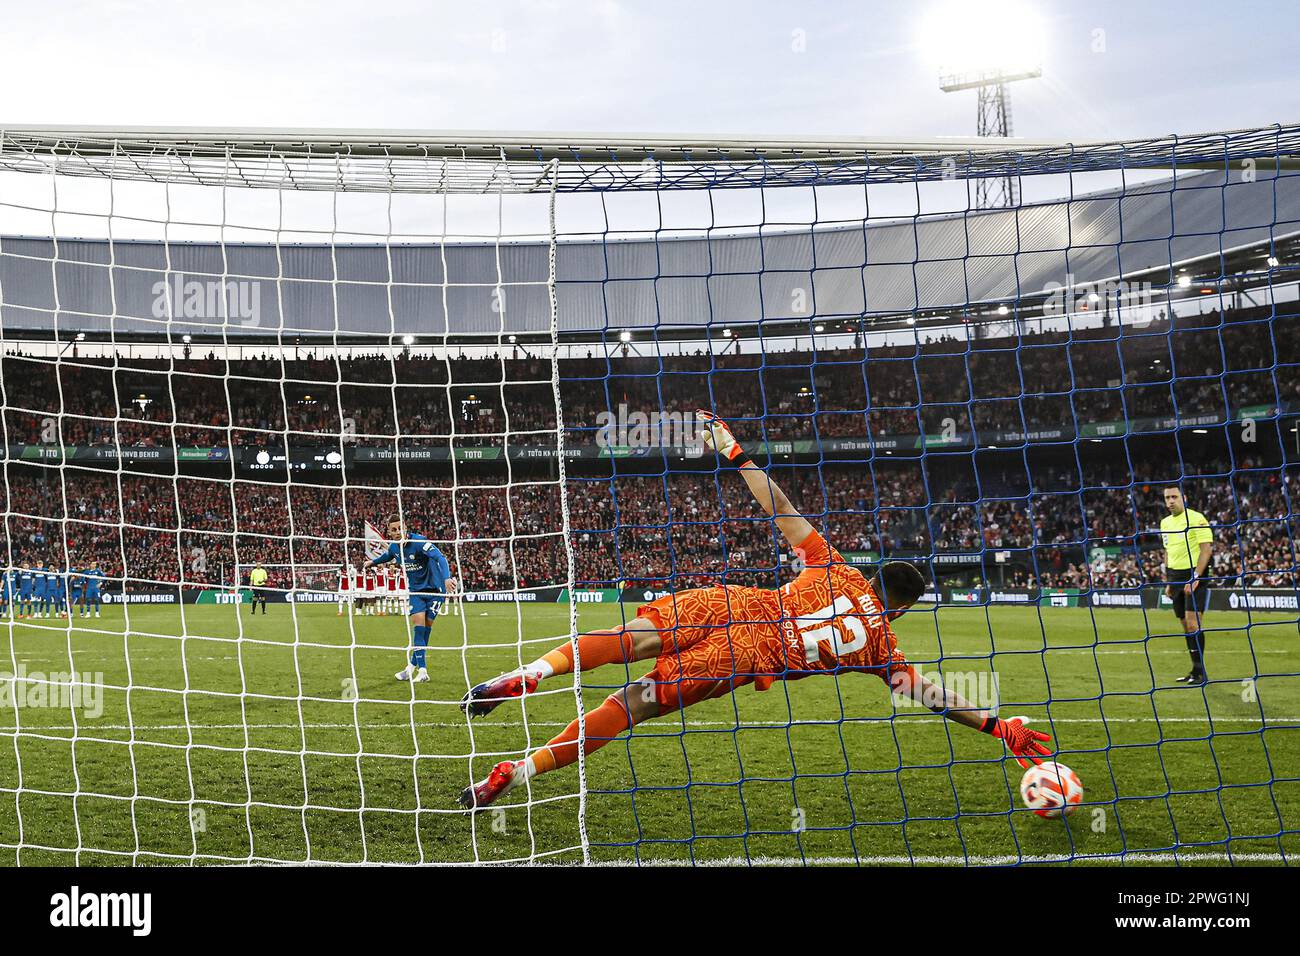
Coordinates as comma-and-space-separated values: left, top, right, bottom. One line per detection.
2, 0, 1296, 141
0, 1, 1296, 242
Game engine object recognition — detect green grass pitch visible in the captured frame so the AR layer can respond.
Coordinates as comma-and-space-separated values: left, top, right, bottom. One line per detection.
0, 601, 1297, 865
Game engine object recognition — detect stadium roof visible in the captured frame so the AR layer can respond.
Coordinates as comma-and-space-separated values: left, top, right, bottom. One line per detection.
1, 168, 1297, 339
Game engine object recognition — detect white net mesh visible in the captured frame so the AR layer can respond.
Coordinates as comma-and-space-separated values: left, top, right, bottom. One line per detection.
0, 132, 582, 864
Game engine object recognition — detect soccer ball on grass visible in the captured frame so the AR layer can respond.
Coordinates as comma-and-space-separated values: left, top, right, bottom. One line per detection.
1020, 761, 1083, 819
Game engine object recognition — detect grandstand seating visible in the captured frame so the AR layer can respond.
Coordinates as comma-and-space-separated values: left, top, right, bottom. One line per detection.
2, 300, 1295, 594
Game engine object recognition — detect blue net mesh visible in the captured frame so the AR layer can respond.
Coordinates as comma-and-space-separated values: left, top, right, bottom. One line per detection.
556, 127, 1300, 864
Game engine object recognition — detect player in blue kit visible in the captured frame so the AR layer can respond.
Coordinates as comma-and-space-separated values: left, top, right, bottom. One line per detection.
67, 566, 83, 615
0, 570, 8, 618
52, 567, 67, 618
4, 568, 18, 618
360, 514, 455, 684
17, 566, 34, 618
79, 562, 104, 618
44, 565, 57, 618
33, 564, 50, 618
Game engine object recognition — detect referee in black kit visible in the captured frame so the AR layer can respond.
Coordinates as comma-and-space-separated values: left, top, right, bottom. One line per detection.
1160, 486, 1214, 685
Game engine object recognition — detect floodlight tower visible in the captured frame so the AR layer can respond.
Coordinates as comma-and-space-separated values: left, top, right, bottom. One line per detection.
940, 66, 1041, 207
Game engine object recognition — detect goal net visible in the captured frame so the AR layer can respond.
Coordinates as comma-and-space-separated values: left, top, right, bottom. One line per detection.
0, 125, 1298, 865
233, 563, 336, 592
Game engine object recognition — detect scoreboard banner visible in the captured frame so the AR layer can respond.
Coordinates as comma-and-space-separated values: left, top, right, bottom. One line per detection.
6, 395, 1296, 472
91, 583, 1299, 614
3, 445, 232, 464
1219, 588, 1300, 613
189, 588, 340, 604
868, 586, 1298, 611
100, 588, 181, 605
192, 588, 255, 605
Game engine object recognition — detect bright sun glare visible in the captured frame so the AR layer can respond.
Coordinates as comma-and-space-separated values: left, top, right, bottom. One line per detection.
921, 0, 1046, 79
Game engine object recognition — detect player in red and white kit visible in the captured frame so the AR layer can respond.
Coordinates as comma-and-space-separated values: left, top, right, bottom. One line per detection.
394, 568, 409, 616
357, 565, 373, 615
370, 566, 384, 616
337, 564, 356, 615
383, 565, 401, 616
458, 412, 1053, 810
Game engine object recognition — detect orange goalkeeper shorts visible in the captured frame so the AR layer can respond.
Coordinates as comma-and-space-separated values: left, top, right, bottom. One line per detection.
634, 586, 780, 714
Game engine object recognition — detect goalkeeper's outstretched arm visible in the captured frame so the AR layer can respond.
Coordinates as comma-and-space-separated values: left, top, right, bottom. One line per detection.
697, 411, 814, 550
888, 666, 1053, 768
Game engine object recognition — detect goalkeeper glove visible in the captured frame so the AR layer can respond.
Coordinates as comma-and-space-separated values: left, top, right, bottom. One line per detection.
697, 410, 750, 466
982, 715, 1053, 768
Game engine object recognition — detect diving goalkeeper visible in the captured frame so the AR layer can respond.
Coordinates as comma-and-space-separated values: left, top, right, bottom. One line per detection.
457, 411, 1051, 810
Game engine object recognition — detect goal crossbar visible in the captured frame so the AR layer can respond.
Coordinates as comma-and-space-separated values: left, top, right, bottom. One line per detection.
4, 123, 1298, 194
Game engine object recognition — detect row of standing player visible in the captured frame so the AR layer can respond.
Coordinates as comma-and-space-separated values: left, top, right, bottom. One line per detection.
335, 564, 421, 617
0, 564, 106, 619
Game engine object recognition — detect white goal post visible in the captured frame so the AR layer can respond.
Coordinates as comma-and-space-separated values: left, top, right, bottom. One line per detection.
1, 123, 1298, 868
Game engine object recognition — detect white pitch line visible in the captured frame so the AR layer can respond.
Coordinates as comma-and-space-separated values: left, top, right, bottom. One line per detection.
1, 715, 1298, 732
7, 649, 1298, 669
589, 851, 1291, 866
1050, 647, 1293, 655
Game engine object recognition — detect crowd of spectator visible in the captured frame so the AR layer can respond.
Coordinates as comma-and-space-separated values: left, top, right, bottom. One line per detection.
1, 451, 1294, 594
2, 303, 1296, 452
0, 302, 1295, 593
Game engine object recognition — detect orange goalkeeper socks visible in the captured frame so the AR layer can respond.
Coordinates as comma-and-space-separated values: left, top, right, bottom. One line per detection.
536, 628, 642, 678
527, 696, 631, 776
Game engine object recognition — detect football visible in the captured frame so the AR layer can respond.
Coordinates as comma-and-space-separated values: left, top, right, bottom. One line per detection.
1020, 761, 1084, 819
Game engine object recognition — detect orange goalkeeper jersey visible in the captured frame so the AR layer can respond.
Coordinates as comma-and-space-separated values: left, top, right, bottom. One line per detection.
755, 528, 908, 687
639, 529, 908, 703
